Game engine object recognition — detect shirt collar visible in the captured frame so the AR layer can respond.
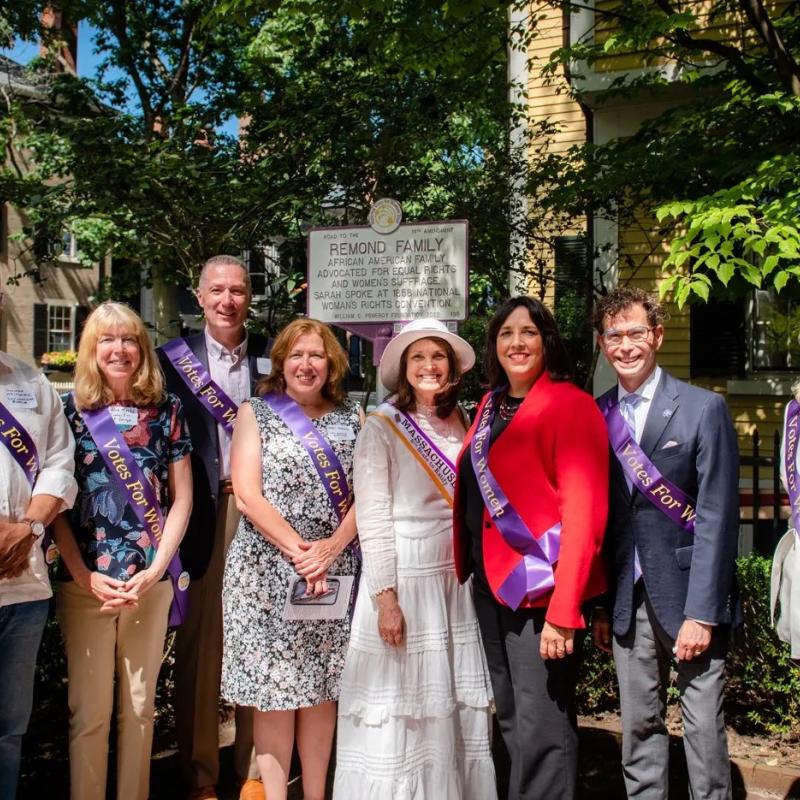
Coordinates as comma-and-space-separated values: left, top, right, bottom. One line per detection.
204, 328, 248, 363
618, 365, 661, 404
0, 350, 38, 381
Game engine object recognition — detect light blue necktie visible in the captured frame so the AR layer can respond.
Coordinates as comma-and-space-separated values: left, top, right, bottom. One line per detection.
620, 393, 644, 583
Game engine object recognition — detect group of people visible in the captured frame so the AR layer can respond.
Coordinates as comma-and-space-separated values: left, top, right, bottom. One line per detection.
0, 251, 749, 800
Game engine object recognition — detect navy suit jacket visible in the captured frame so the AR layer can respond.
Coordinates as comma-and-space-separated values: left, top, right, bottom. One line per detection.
158, 331, 271, 579
598, 370, 740, 640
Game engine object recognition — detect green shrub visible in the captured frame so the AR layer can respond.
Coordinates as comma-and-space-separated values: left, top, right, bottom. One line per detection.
575, 554, 800, 738
726, 554, 800, 738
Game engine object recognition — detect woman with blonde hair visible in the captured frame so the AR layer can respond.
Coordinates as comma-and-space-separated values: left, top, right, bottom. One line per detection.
223, 317, 362, 800
52, 301, 193, 800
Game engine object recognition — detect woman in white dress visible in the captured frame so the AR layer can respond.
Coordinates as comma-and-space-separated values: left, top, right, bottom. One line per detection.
334, 319, 497, 800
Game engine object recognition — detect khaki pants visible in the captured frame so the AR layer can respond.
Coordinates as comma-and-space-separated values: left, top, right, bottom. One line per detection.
56, 579, 173, 800
174, 494, 257, 789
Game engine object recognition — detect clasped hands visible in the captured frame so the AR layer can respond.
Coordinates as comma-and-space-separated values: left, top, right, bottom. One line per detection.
78, 567, 162, 611
290, 538, 338, 597
0, 520, 36, 580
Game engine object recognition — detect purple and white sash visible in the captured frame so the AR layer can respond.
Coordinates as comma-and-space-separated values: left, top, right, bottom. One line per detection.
0, 398, 58, 559
81, 406, 190, 626
372, 403, 456, 505
470, 391, 561, 610
262, 393, 352, 523
160, 338, 239, 437
784, 399, 800, 534
601, 396, 697, 533
0, 399, 39, 488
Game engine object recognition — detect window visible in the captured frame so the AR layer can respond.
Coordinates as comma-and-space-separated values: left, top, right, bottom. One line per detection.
243, 243, 281, 297
33, 302, 87, 358
59, 229, 80, 262
752, 286, 800, 371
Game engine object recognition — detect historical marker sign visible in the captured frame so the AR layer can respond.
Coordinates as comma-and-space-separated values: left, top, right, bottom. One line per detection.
307, 220, 468, 323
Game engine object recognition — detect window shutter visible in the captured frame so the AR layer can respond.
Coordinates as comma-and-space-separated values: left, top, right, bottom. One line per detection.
33, 303, 49, 358
75, 305, 89, 348
690, 298, 746, 378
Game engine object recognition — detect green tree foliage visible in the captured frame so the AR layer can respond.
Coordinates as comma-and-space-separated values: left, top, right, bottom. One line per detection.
528, 0, 800, 306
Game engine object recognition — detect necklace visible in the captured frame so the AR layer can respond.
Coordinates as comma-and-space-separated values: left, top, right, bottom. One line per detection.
416, 402, 438, 419
498, 394, 523, 421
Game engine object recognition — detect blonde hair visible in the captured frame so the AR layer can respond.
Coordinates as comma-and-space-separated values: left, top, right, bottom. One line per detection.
256, 318, 349, 405
73, 302, 165, 411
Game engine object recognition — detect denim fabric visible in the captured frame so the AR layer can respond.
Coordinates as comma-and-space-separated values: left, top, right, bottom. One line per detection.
0, 599, 49, 800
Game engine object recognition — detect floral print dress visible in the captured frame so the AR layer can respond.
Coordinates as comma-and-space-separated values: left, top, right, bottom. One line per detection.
61, 393, 192, 580
221, 396, 361, 711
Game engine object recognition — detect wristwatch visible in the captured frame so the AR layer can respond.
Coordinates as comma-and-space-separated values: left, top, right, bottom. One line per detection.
22, 519, 46, 540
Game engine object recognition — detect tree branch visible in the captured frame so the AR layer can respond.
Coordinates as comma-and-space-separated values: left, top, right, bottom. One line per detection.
738, 0, 800, 96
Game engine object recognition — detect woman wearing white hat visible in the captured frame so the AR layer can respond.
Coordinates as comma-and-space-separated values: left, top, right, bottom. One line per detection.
333, 319, 496, 799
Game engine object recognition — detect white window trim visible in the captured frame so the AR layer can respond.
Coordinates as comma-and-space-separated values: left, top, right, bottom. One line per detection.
44, 299, 77, 351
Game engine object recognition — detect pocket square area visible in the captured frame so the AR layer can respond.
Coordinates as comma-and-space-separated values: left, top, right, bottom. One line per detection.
661, 440, 680, 449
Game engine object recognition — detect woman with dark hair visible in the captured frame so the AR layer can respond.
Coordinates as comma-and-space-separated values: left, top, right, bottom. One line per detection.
453, 296, 609, 799
334, 319, 496, 799
222, 318, 362, 800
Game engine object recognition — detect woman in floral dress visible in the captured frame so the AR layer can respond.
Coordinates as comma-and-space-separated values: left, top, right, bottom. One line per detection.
222, 318, 361, 800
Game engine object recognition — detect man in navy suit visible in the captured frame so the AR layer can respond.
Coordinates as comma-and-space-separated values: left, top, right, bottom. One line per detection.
593, 287, 738, 800
158, 255, 271, 800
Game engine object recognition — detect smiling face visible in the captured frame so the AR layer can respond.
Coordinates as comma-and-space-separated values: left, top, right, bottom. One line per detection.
404, 338, 451, 404
496, 305, 546, 395
96, 326, 141, 392
282, 332, 330, 404
599, 302, 663, 392
196, 261, 250, 343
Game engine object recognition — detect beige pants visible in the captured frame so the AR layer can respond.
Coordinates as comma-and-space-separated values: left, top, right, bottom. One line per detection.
174, 493, 257, 789
56, 579, 173, 800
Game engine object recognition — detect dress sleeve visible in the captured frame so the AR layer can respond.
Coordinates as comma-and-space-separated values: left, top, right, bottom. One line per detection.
353, 415, 397, 597
167, 394, 193, 462
546, 390, 610, 629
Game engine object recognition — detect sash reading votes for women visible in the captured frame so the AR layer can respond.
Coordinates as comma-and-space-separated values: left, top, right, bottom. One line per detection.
262, 393, 352, 523
0, 398, 39, 488
160, 338, 239, 437
0, 398, 57, 558
784, 399, 800, 535
81, 405, 190, 626
601, 396, 697, 533
470, 391, 561, 611
371, 402, 456, 506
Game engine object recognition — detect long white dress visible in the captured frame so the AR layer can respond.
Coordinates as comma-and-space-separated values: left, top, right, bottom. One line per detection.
334, 409, 497, 800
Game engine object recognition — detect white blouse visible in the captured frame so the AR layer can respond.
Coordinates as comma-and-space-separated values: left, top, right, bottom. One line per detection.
353, 409, 465, 597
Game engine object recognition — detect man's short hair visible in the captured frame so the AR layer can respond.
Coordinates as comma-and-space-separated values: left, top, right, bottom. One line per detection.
593, 287, 667, 334
198, 254, 251, 293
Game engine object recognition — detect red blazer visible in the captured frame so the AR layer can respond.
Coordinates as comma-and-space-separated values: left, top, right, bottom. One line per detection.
453, 373, 609, 629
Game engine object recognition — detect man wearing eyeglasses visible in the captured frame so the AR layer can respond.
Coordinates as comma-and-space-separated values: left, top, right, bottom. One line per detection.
592, 287, 739, 800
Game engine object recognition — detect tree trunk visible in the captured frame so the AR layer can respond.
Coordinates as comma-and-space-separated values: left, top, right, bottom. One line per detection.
151, 271, 181, 344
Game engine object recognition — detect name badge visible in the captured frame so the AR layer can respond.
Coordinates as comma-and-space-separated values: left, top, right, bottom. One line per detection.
326, 423, 356, 441
256, 357, 272, 375
109, 405, 139, 429
3, 387, 37, 410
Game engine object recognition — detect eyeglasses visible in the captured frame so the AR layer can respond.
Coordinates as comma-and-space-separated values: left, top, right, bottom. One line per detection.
600, 326, 655, 347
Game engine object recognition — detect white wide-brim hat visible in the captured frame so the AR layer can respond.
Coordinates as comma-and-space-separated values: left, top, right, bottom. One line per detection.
379, 318, 475, 392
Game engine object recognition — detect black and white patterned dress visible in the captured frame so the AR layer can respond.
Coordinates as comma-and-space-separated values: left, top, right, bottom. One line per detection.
221, 395, 361, 711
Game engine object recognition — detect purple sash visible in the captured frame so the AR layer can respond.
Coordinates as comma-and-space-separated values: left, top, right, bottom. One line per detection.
0, 399, 39, 488
601, 396, 696, 533
262, 393, 352, 523
160, 338, 239, 436
470, 391, 561, 610
0, 398, 58, 558
784, 400, 800, 533
81, 406, 190, 626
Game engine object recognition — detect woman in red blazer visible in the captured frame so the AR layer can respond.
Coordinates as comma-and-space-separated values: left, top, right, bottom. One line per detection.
453, 296, 609, 800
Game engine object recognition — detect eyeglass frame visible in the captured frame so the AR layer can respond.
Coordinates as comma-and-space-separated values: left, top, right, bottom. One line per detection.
598, 325, 658, 348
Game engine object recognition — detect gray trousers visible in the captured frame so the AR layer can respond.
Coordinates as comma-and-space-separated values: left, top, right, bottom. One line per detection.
613, 587, 732, 800
174, 494, 258, 790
